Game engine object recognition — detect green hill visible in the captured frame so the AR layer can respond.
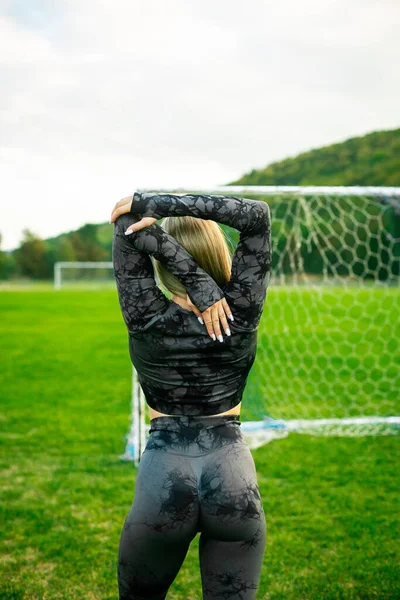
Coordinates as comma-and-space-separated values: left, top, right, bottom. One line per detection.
228, 128, 400, 186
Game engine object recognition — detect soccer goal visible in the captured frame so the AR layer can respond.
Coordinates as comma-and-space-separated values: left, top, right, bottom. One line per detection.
115, 186, 400, 464
54, 261, 114, 290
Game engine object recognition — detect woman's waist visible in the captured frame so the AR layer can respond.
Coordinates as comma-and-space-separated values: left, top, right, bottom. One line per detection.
149, 402, 241, 422
146, 412, 244, 456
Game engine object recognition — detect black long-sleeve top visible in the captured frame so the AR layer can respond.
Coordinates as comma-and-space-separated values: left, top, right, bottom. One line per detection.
112, 192, 272, 416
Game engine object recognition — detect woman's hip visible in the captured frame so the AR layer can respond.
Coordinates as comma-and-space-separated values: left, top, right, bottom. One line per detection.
133, 415, 264, 542
144, 413, 246, 457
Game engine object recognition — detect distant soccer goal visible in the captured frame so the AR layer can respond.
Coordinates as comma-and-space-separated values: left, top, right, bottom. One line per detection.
54, 261, 114, 290
120, 186, 400, 463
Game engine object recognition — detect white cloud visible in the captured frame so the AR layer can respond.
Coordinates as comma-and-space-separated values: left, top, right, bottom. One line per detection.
0, 0, 399, 250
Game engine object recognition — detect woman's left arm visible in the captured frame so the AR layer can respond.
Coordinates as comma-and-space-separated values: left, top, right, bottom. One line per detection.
113, 213, 225, 333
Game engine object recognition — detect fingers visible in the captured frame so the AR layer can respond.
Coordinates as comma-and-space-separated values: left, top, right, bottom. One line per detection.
211, 304, 223, 342
124, 217, 157, 235
110, 203, 129, 223
201, 299, 233, 342
110, 195, 134, 223
217, 303, 231, 340
186, 296, 205, 325
222, 297, 234, 323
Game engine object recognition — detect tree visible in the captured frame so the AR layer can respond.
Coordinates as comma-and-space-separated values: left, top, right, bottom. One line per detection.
57, 236, 77, 262
14, 229, 52, 279
0, 232, 17, 280
69, 228, 108, 261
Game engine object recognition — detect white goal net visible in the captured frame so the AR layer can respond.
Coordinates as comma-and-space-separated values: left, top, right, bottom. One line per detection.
114, 186, 400, 462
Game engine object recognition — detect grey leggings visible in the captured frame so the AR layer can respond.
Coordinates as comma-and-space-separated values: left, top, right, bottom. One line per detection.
117, 414, 266, 599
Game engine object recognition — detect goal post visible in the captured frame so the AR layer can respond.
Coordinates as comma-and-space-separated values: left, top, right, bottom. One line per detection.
121, 186, 400, 463
54, 261, 114, 290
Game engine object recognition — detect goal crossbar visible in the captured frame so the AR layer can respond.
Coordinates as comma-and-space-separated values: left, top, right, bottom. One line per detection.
137, 185, 400, 197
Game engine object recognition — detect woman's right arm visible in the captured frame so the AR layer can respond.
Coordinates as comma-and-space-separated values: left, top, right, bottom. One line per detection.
129, 192, 272, 329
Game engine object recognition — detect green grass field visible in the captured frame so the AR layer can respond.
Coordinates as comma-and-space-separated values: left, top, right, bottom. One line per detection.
0, 286, 399, 599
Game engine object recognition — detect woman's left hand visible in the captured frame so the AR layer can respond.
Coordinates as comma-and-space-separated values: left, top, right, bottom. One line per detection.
110, 195, 156, 234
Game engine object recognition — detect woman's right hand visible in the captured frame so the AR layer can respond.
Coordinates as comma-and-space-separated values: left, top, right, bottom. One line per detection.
187, 296, 233, 342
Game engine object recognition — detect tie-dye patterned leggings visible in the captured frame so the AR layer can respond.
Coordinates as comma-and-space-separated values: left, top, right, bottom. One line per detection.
117, 414, 266, 599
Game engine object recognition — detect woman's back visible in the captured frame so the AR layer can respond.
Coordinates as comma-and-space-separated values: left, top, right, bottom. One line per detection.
112, 192, 272, 416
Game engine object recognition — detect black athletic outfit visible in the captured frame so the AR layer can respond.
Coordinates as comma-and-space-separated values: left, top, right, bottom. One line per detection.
112, 192, 272, 599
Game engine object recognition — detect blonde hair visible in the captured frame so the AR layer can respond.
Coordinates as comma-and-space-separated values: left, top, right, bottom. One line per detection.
153, 216, 233, 298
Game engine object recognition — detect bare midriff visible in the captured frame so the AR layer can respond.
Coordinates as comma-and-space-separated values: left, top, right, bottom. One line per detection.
149, 402, 241, 421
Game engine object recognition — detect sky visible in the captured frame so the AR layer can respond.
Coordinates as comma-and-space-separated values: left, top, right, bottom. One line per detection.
0, 0, 399, 251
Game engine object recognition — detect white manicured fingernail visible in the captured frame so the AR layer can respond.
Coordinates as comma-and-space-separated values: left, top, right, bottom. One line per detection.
124, 229, 133, 235
211, 333, 216, 341
198, 317, 204, 325
225, 328, 231, 336
229, 314, 234, 322
217, 334, 223, 343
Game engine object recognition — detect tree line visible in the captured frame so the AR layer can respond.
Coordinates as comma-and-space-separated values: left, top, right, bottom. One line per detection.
0, 223, 111, 281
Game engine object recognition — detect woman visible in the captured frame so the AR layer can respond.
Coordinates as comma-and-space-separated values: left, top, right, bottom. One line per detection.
110, 191, 272, 600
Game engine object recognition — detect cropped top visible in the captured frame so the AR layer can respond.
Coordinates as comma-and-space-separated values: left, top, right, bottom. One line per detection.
112, 192, 272, 416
